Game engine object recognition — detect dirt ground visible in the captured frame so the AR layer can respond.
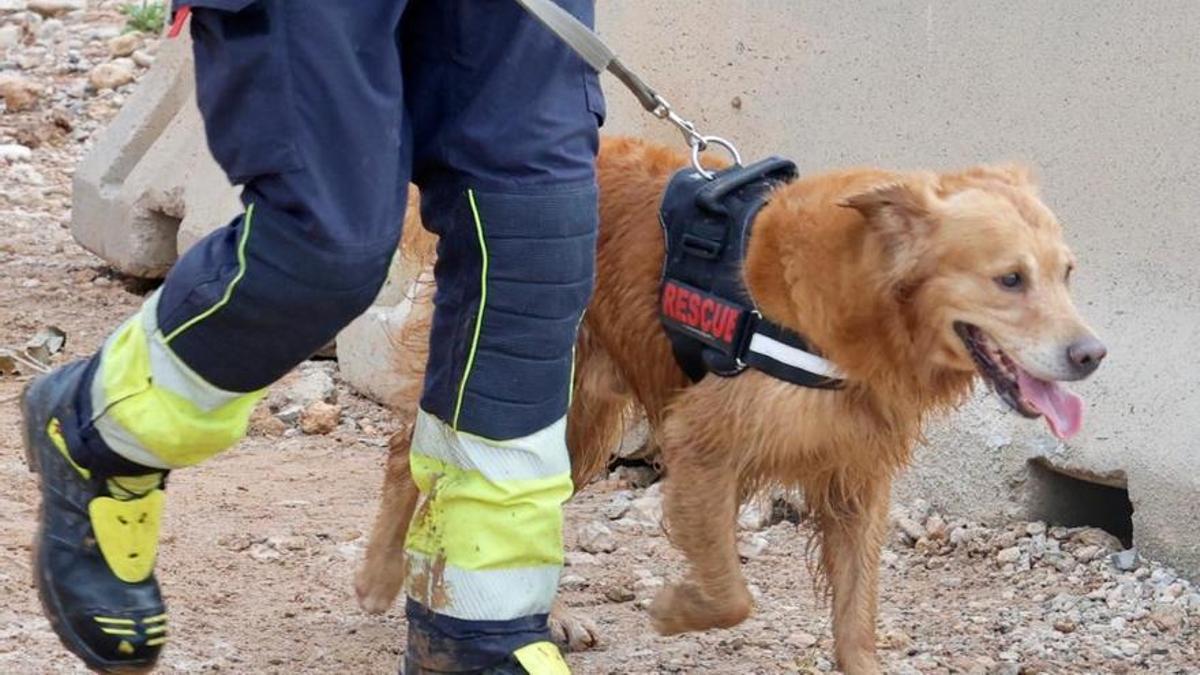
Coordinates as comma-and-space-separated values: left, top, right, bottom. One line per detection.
2, 4, 1198, 675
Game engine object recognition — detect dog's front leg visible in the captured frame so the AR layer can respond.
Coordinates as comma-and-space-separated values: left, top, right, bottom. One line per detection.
817, 475, 891, 675
649, 438, 752, 635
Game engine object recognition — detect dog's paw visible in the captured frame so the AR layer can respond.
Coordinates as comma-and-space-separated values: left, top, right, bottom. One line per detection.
837, 653, 883, 675
649, 580, 752, 635
354, 564, 404, 615
548, 605, 600, 652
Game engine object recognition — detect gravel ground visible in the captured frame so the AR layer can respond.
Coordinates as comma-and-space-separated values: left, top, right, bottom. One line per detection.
1, 4, 1198, 674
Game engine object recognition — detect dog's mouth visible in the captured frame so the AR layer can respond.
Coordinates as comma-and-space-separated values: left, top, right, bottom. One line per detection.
954, 322, 1084, 440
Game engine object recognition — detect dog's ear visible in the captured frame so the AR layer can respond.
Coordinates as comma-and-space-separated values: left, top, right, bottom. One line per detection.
840, 183, 928, 219
841, 182, 939, 284
840, 182, 936, 245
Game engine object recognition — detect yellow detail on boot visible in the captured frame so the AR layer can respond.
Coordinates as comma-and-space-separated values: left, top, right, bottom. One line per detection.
99, 316, 264, 467
513, 642, 570, 675
117, 641, 135, 656
107, 474, 162, 500
88, 490, 164, 583
46, 418, 91, 480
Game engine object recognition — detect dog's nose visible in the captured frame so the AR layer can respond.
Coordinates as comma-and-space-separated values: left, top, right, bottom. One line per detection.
1067, 336, 1107, 376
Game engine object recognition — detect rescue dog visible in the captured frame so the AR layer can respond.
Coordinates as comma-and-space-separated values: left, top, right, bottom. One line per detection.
355, 137, 1105, 673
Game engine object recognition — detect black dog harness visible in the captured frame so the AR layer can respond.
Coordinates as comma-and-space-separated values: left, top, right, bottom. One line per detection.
658, 158, 844, 389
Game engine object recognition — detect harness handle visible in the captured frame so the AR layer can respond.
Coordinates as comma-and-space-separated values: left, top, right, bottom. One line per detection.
695, 156, 799, 211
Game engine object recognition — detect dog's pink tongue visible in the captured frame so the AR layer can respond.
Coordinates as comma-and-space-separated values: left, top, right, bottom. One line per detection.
1017, 369, 1084, 440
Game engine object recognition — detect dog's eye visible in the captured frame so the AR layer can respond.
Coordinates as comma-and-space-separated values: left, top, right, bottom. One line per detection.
996, 272, 1024, 291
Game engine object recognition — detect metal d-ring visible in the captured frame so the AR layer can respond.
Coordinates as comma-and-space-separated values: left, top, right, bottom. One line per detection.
691, 135, 743, 180
650, 93, 744, 180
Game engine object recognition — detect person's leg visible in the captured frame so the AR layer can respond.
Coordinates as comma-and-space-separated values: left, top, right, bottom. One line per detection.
399, 1, 604, 672
21, 1, 409, 670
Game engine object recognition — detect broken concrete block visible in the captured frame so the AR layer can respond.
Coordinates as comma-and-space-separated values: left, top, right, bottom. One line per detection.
72, 32, 241, 278
336, 293, 419, 409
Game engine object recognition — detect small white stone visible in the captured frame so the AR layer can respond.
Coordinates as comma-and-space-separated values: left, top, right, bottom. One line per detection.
36, 16, 61, 41
737, 533, 769, 559
1116, 639, 1140, 656
107, 31, 140, 58
563, 551, 596, 567
88, 61, 135, 90
895, 516, 926, 544
1111, 548, 1138, 572
0, 24, 21, 48
26, 0, 84, 16
0, 143, 32, 162
997, 546, 1021, 564
787, 631, 818, 648
577, 521, 616, 554
132, 48, 154, 68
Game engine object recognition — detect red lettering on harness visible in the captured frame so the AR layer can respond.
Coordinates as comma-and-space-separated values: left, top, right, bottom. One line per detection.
700, 298, 715, 333
661, 283, 677, 317
660, 279, 744, 351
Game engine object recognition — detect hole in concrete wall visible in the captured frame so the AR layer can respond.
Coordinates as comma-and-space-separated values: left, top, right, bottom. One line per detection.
1025, 459, 1134, 548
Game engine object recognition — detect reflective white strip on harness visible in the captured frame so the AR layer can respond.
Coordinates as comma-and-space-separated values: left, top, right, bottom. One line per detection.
747, 332, 844, 380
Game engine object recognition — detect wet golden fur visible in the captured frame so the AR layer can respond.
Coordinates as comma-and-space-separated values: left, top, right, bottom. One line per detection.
356, 137, 1098, 673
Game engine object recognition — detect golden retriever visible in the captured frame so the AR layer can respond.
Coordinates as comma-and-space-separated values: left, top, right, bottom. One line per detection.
355, 136, 1105, 673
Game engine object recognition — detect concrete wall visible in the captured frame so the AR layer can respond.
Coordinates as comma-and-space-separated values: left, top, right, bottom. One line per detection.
593, 1, 1197, 574
72, 2, 1199, 576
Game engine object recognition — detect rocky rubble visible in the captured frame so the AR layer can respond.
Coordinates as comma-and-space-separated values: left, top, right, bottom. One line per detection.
559, 476, 1199, 673
1, 0, 160, 163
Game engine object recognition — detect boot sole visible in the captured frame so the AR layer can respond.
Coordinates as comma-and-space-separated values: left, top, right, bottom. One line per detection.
21, 383, 156, 675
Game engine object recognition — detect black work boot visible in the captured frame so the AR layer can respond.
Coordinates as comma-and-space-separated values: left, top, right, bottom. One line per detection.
21, 361, 169, 673
402, 653, 536, 675
402, 642, 570, 674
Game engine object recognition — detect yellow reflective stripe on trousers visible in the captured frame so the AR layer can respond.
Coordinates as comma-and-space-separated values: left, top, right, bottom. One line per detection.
163, 203, 255, 344
405, 550, 562, 621
90, 291, 265, 469
452, 189, 489, 430
404, 411, 572, 619
405, 450, 571, 570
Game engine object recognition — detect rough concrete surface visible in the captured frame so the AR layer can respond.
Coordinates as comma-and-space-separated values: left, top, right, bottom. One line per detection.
72, 2, 1199, 576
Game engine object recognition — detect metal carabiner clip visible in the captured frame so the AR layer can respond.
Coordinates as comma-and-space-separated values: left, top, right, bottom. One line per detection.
651, 94, 743, 180
689, 135, 743, 181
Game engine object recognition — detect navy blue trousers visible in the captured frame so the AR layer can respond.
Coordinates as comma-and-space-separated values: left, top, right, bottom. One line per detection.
75, 0, 603, 668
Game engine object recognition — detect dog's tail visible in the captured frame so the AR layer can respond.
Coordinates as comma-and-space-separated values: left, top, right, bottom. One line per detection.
379, 190, 438, 426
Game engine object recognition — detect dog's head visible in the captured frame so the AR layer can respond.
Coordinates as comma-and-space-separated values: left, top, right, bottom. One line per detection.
842, 166, 1105, 439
